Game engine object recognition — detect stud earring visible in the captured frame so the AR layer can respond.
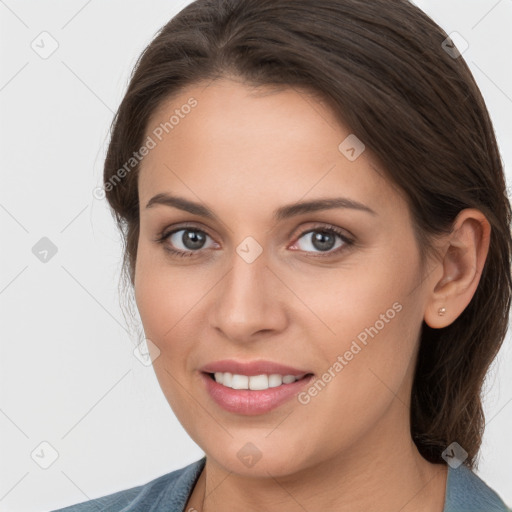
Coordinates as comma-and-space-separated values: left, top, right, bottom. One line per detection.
438, 307, 446, 316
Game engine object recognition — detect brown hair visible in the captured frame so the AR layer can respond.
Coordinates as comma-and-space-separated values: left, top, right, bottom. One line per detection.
103, 0, 512, 469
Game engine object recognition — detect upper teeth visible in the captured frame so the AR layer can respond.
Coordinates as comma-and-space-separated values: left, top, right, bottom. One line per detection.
213, 372, 305, 390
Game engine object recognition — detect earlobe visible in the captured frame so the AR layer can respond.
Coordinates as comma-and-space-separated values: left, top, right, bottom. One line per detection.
424, 209, 491, 329
423, 304, 449, 329
424, 301, 450, 329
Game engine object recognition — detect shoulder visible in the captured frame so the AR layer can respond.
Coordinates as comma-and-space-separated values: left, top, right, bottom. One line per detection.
49, 457, 206, 512
444, 463, 511, 512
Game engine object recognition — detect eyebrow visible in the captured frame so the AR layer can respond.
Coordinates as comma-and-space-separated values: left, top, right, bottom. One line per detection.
145, 193, 377, 221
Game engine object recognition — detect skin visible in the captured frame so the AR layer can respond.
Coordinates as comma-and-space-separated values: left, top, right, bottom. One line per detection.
134, 78, 491, 512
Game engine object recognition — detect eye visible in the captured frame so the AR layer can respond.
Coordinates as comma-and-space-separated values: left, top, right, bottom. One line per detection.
156, 227, 217, 257
290, 225, 353, 256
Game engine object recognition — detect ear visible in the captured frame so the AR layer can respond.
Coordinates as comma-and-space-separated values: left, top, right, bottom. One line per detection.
424, 209, 491, 329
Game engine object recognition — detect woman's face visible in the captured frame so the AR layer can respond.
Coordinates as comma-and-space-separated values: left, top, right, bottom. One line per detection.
135, 78, 436, 476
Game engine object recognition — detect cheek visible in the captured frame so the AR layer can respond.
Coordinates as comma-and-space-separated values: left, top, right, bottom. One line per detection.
302, 242, 422, 404
134, 244, 183, 345
299, 262, 410, 349
325, 235, 419, 339
135, 281, 188, 353
298, 303, 420, 456
133, 248, 202, 415
134, 243, 212, 363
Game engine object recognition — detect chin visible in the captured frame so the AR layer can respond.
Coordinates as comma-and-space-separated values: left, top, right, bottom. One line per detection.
201, 436, 316, 479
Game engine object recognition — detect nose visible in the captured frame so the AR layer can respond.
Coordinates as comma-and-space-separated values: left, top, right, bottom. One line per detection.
209, 246, 288, 343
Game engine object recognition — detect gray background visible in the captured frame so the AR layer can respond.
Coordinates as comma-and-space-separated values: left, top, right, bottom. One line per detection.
0, 1, 510, 510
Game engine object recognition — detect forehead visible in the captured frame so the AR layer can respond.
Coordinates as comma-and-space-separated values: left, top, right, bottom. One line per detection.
138, 79, 402, 221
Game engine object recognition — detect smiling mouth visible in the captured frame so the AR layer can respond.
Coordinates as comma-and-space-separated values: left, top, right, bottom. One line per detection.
205, 371, 314, 391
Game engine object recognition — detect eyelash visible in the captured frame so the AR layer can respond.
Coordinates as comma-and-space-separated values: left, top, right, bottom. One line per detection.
155, 223, 354, 259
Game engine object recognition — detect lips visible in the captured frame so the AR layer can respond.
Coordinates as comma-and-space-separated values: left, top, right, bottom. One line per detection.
201, 373, 314, 415
199, 359, 315, 415
200, 359, 311, 376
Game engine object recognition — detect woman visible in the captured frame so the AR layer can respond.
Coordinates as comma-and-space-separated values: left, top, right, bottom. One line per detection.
52, 0, 511, 510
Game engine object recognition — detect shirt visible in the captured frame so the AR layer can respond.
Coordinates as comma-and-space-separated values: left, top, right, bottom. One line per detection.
49, 456, 511, 512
